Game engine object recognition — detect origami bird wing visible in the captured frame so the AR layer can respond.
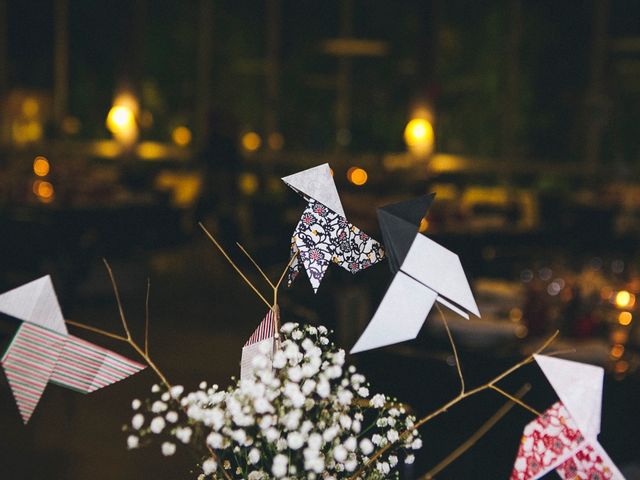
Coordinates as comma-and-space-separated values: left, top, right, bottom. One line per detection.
288, 200, 339, 292
331, 217, 385, 275
240, 309, 276, 381
281, 163, 345, 217
350, 272, 437, 354
1, 322, 66, 423
534, 355, 603, 438
401, 234, 480, 319
49, 335, 145, 393
511, 401, 586, 480
377, 194, 435, 274
0, 275, 67, 334
556, 441, 625, 480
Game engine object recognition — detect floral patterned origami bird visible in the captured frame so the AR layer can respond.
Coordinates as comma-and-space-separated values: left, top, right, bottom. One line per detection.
0, 275, 145, 423
282, 163, 385, 293
511, 355, 624, 480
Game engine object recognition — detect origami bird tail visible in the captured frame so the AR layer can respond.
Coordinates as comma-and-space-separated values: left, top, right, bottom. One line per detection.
1, 323, 66, 423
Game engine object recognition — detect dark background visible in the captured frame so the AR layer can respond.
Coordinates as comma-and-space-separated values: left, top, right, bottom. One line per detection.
1, 1, 640, 478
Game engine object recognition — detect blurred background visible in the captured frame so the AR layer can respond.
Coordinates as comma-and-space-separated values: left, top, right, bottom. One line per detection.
1, 0, 640, 478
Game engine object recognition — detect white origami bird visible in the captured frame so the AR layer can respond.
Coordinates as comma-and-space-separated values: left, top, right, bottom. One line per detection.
282, 163, 385, 292
351, 195, 480, 354
511, 355, 624, 480
0, 276, 145, 423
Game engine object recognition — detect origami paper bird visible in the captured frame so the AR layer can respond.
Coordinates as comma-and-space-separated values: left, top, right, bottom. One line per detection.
351, 195, 480, 353
282, 163, 385, 292
511, 355, 624, 480
0, 275, 145, 423
240, 309, 276, 381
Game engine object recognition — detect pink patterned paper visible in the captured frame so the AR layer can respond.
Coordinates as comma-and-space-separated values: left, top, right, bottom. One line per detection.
511, 401, 585, 480
557, 444, 616, 480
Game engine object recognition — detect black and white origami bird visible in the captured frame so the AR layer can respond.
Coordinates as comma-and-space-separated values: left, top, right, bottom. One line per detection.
0, 276, 145, 423
282, 163, 385, 292
351, 195, 480, 353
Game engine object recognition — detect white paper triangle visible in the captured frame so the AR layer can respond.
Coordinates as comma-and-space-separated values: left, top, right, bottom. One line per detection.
351, 272, 437, 353
282, 163, 345, 217
0, 275, 67, 334
534, 354, 603, 438
401, 235, 480, 317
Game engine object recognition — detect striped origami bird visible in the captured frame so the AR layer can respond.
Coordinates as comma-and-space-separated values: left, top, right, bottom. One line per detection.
240, 309, 276, 381
0, 275, 145, 423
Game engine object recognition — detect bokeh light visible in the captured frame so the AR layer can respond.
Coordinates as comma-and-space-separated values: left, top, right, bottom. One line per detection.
347, 167, 368, 186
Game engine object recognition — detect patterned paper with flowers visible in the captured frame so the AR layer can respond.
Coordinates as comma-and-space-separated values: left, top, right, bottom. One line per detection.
511, 402, 585, 480
287, 200, 385, 290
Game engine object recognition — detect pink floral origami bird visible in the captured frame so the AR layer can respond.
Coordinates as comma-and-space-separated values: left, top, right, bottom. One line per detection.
511, 355, 624, 480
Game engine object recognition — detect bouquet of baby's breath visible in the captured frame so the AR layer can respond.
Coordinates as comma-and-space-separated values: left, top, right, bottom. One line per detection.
124, 323, 422, 479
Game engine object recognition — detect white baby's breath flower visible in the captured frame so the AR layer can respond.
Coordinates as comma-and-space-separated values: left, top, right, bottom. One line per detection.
248, 448, 261, 465
131, 399, 141, 410
151, 384, 160, 393
316, 379, 330, 398
370, 393, 385, 408
150, 416, 166, 434
360, 438, 374, 455
272, 454, 288, 477
166, 411, 179, 423
344, 436, 357, 451
387, 429, 399, 443
151, 400, 167, 413
170, 385, 184, 398
161, 441, 176, 456
131, 413, 144, 430
272, 351, 287, 369
206, 432, 223, 449
202, 457, 218, 475
405, 454, 415, 464
411, 437, 423, 450
333, 445, 347, 462
377, 461, 390, 474
357, 386, 370, 398
287, 431, 304, 450
175, 426, 192, 444
126, 435, 139, 449
280, 322, 297, 333
199, 381, 207, 390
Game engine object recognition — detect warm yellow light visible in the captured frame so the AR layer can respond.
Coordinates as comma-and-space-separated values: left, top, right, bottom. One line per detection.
614, 290, 635, 308
61, 116, 81, 135
610, 344, 625, 359
614, 360, 629, 374
347, 167, 368, 186
33, 180, 54, 201
172, 126, 192, 147
22, 97, 40, 117
419, 218, 429, 232
267, 132, 284, 150
33, 156, 50, 177
239, 173, 259, 195
509, 307, 523, 322
136, 142, 169, 160
404, 118, 435, 156
618, 311, 633, 326
242, 132, 262, 152
107, 106, 135, 131
106, 92, 139, 145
